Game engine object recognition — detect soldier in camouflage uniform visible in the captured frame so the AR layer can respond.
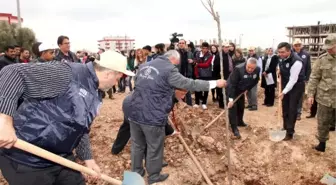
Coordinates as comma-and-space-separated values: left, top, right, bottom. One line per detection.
307, 34, 336, 152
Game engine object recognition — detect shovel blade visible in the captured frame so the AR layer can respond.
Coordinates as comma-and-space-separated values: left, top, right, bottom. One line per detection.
320, 174, 336, 185
122, 171, 145, 185
269, 130, 286, 142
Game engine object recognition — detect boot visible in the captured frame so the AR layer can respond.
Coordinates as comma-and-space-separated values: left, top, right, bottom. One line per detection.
149, 174, 169, 184
314, 142, 326, 152
162, 160, 168, 168
330, 127, 335, 131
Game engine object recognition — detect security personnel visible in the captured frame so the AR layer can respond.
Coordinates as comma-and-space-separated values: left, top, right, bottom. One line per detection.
226, 58, 260, 138
0, 51, 133, 185
307, 34, 336, 152
128, 50, 226, 184
277, 42, 305, 141
292, 39, 311, 120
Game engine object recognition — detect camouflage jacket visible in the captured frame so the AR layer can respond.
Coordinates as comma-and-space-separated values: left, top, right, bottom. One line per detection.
307, 53, 336, 108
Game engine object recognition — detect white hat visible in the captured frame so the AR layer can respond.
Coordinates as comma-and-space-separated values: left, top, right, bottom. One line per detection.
39, 43, 56, 52
293, 39, 302, 45
97, 50, 135, 76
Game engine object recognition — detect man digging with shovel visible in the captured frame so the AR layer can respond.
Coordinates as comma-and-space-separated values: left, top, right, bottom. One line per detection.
128, 50, 226, 184
226, 58, 260, 138
0, 51, 137, 185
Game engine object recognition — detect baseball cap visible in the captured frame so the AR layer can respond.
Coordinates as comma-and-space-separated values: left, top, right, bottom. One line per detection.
96, 50, 135, 76
293, 39, 302, 45
39, 43, 56, 52
322, 34, 336, 50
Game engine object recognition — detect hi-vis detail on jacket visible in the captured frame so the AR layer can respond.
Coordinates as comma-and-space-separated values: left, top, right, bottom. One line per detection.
138, 66, 160, 80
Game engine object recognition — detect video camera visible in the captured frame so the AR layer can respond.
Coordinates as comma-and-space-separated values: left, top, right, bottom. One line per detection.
168, 32, 183, 50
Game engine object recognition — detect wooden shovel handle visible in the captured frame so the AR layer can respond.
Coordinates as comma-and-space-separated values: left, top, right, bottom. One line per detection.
278, 73, 282, 126
204, 92, 245, 130
14, 139, 122, 185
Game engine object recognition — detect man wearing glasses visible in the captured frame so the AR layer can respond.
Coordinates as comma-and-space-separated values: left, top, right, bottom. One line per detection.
54, 35, 79, 63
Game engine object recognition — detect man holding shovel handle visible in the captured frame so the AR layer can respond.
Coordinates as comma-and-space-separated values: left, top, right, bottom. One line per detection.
0, 50, 136, 185
226, 58, 261, 138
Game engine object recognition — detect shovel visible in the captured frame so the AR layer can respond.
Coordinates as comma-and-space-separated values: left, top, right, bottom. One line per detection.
269, 74, 286, 142
14, 139, 145, 185
320, 174, 336, 185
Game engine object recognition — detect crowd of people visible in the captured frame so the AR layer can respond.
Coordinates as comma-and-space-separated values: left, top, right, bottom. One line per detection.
0, 33, 335, 185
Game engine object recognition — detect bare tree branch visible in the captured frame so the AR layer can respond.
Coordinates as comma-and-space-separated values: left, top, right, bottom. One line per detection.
200, 0, 213, 16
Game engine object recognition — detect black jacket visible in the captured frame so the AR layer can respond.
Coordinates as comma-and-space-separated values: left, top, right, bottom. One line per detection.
0, 55, 17, 71
233, 57, 246, 67
54, 49, 79, 63
213, 51, 231, 80
226, 63, 260, 99
261, 55, 278, 88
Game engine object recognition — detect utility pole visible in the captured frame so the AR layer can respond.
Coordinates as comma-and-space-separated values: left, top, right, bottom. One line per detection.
16, 0, 22, 28
239, 34, 243, 48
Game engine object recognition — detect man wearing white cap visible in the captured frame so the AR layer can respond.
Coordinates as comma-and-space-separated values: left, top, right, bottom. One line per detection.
30, 42, 57, 63
0, 50, 133, 185
292, 39, 311, 120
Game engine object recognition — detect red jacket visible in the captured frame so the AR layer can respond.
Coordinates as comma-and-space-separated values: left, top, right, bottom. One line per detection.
193, 51, 213, 78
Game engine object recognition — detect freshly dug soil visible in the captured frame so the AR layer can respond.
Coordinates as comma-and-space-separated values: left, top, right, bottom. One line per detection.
1, 90, 335, 185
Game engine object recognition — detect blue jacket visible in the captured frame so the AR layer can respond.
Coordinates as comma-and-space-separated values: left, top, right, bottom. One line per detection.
129, 56, 175, 126
2, 62, 102, 168
294, 49, 311, 81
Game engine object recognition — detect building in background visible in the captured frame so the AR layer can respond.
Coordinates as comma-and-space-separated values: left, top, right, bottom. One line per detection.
0, 13, 23, 25
97, 36, 135, 52
287, 23, 336, 58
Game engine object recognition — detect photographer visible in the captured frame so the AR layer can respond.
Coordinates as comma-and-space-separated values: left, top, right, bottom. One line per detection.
176, 39, 194, 106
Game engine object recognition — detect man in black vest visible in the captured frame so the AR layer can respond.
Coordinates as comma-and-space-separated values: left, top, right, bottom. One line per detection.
226, 58, 260, 138
0, 50, 134, 185
277, 42, 305, 140
292, 39, 312, 120
128, 50, 226, 184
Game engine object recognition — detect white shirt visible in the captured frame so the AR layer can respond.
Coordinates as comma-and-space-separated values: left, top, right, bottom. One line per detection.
282, 61, 303, 94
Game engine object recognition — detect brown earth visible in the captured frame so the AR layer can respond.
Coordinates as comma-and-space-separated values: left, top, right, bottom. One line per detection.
1, 89, 335, 185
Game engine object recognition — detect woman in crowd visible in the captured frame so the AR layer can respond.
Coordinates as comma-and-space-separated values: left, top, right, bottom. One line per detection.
210, 45, 219, 102
127, 49, 136, 92
232, 48, 246, 67
134, 49, 146, 72
193, 42, 214, 110
30, 42, 55, 63
229, 42, 236, 57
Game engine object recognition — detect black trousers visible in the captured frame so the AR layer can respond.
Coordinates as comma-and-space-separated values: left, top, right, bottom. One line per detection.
282, 82, 305, 135
112, 116, 174, 154
0, 154, 85, 185
217, 87, 225, 108
195, 91, 209, 105
227, 93, 245, 130
310, 98, 318, 117
264, 86, 275, 106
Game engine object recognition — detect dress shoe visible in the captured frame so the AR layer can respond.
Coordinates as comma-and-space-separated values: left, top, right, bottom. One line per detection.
162, 161, 168, 168
245, 105, 252, 109
283, 133, 294, 141
266, 104, 274, 107
238, 122, 248, 127
248, 105, 258, 111
296, 115, 301, 121
330, 127, 335, 131
314, 142, 326, 152
149, 174, 169, 184
232, 128, 242, 139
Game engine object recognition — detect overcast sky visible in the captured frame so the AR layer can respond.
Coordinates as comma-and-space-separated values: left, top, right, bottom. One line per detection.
1, 0, 335, 52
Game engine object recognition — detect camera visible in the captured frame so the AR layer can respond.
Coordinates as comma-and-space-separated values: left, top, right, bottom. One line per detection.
168, 32, 183, 50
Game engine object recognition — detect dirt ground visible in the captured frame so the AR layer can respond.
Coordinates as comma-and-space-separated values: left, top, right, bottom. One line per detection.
0, 89, 335, 185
